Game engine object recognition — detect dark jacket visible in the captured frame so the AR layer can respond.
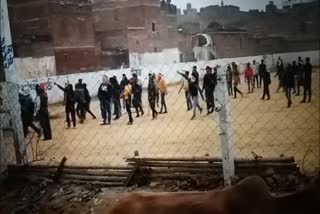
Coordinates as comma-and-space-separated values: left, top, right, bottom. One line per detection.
203, 73, 217, 91
56, 84, 76, 108
259, 63, 267, 76
110, 78, 121, 99
263, 71, 271, 85
84, 88, 91, 103
192, 70, 199, 85
283, 65, 295, 88
148, 77, 157, 99
304, 62, 312, 85
19, 94, 35, 118
98, 83, 112, 102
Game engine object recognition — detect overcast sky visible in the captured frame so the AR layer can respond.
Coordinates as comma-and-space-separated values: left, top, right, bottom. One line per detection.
171, 0, 282, 11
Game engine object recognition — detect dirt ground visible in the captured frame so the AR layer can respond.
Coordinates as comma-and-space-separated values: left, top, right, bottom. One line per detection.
16, 69, 320, 173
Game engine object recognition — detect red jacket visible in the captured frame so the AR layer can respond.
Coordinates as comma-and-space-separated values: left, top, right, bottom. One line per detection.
245, 67, 253, 78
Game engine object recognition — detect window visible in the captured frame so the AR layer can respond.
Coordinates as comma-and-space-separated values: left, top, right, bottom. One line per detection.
136, 40, 139, 45
152, 22, 155, 32
154, 47, 158, 52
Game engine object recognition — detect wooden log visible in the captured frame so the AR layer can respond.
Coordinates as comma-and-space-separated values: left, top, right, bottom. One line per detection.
150, 173, 223, 180
61, 174, 127, 182
61, 180, 125, 187
8, 166, 131, 177
128, 162, 297, 169
8, 164, 133, 171
125, 157, 295, 164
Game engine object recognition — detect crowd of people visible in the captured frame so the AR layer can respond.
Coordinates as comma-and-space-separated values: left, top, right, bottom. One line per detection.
18, 56, 314, 140
225, 56, 313, 108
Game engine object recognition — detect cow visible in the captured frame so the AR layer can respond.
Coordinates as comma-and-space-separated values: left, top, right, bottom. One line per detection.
106, 176, 320, 214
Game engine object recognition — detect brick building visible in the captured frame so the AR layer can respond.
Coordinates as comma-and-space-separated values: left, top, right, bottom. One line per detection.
8, 0, 181, 74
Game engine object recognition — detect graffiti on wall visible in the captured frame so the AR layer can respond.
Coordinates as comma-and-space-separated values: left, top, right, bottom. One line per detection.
16, 78, 55, 93
1, 37, 14, 70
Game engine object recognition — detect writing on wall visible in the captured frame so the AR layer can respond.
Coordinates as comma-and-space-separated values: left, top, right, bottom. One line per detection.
16, 78, 55, 93
1, 37, 14, 70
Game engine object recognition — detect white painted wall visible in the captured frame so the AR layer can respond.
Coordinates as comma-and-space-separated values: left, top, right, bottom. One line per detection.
129, 48, 180, 67
14, 56, 56, 80
15, 50, 319, 105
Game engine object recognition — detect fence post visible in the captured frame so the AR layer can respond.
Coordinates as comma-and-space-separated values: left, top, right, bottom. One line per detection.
215, 66, 235, 186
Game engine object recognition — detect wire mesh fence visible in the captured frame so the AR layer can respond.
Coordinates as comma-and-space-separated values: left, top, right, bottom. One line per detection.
0, 52, 319, 179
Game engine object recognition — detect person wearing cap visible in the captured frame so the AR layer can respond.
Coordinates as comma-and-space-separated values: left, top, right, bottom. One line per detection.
36, 84, 52, 141
98, 75, 112, 125
158, 74, 168, 114
19, 88, 41, 138
202, 66, 216, 115
148, 73, 158, 119
132, 73, 144, 117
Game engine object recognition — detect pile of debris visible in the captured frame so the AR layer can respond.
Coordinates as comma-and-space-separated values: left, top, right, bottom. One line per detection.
0, 177, 101, 214
126, 156, 302, 192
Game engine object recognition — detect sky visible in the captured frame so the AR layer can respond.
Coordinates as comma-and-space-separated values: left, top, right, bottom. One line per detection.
171, 0, 282, 11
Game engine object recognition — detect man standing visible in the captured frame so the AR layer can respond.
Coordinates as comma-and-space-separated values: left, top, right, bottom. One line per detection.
120, 74, 128, 110
232, 62, 243, 99
202, 66, 215, 114
74, 79, 86, 123
83, 83, 96, 119
252, 60, 259, 88
245, 63, 254, 93
275, 57, 284, 93
260, 60, 271, 100
148, 73, 158, 120
19, 89, 41, 138
158, 74, 168, 114
283, 63, 295, 108
110, 76, 121, 120
98, 75, 112, 125
192, 66, 200, 86
301, 57, 312, 103
190, 76, 203, 120
132, 73, 144, 117
123, 79, 133, 125
226, 65, 233, 96
36, 84, 52, 141
55, 83, 77, 128
178, 71, 192, 111
296, 56, 304, 96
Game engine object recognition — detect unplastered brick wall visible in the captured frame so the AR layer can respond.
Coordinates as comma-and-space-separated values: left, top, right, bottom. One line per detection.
14, 50, 320, 105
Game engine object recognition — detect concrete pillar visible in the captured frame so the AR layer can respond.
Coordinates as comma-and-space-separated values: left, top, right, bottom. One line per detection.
0, 82, 25, 166
214, 66, 235, 186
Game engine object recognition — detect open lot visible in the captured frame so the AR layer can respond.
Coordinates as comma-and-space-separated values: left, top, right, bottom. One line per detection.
23, 69, 319, 173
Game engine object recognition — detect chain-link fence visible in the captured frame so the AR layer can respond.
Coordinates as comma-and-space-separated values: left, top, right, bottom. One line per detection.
1, 51, 319, 181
